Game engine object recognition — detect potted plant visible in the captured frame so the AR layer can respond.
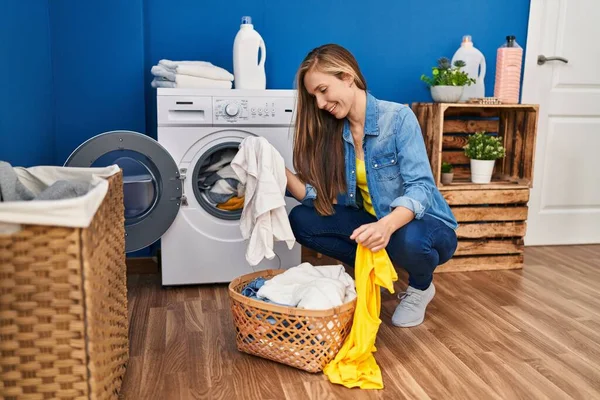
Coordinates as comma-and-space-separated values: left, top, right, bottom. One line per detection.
441, 162, 454, 184
421, 57, 476, 103
463, 131, 506, 184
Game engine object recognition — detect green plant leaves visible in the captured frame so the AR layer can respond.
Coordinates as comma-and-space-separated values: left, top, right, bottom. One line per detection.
442, 161, 453, 173
463, 132, 507, 160
421, 57, 476, 87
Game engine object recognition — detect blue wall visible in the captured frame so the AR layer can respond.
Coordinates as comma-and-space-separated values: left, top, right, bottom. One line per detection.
1, 0, 531, 166
0, 1, 54, 167
143, 0, 530, 137
49, 0, 147, 164
0, 0, 530, 256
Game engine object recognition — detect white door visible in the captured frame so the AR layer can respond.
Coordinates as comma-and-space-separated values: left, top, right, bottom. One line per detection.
522, 0, 600, 245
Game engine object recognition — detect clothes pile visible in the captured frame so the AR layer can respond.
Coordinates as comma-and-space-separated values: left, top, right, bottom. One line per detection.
241, 262, 357, 310
0, 162, 121, 232
0, 161, 92, 202
196, 149, 245, 211
150, 59, 234, 89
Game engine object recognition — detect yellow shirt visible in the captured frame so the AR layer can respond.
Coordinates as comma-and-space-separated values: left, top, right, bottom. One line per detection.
323, 244, 398, 389
355, 158, 376, 216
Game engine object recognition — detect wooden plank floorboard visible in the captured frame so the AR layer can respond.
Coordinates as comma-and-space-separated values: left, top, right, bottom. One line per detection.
121, 245, 600, 399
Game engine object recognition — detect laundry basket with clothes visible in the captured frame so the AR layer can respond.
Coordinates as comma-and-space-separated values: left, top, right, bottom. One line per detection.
228, 267, 357, 374
0, 162, 129, 399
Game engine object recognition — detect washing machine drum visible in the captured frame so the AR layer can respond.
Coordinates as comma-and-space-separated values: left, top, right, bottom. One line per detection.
64, 130, 182, 253
191, 141, 246, 221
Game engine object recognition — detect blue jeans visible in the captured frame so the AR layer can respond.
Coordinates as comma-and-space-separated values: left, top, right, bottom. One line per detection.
289, 205, 458, 290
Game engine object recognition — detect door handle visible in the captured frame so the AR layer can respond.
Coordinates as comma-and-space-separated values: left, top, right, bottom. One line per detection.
537, 55, 569, 65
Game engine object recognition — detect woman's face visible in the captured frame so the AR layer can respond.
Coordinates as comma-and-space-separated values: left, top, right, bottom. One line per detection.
303, 69, 354, 119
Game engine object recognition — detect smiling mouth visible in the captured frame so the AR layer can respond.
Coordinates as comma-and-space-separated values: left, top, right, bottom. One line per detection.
328, 103, 337, 114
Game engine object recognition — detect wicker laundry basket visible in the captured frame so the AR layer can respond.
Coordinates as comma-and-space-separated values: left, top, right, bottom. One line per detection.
228, 269, 356, 373
0, 171, 128, 400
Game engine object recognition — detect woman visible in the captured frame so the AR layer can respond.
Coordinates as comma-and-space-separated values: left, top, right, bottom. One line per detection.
285, 44, 458, 328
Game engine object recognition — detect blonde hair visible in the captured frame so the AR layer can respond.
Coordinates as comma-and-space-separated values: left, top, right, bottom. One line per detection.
293, 44, 367, 216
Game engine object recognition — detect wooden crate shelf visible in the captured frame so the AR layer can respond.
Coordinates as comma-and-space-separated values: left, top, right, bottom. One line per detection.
438, 255, 524, 273
411, 102, 539, 189
436, 186, 530, 272
410, 103, 539, 272
441, 186, 530, 205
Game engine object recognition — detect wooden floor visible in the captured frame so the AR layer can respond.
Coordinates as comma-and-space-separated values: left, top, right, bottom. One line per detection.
120, 245, 600, 399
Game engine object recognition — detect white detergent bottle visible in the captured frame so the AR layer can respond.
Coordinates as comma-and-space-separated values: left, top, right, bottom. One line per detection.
451, 35, 486, 101
233, 16, 266, 89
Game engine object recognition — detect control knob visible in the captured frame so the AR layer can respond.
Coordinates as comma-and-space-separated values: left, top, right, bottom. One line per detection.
225, 103, 239, 117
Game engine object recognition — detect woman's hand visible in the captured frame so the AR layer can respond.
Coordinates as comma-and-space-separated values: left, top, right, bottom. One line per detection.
350, 220, 393, 252
350, 207, 415, 252
285, 167, 307, 201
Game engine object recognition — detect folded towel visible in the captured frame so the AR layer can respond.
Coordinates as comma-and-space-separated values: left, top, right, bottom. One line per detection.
151, 75, 232, 89
158, 59, 234, 81
153, 64, 232, 82
151, 65, 177, 81
159, 60, 211, 67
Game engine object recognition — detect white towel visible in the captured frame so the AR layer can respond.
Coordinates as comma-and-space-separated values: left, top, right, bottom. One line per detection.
158, 59, 234, 81
151, 75, 232, 89
256, 263, 357, 310
230, 136, 295, 266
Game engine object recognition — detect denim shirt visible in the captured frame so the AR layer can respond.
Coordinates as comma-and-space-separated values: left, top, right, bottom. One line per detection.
294, 92, 458, 231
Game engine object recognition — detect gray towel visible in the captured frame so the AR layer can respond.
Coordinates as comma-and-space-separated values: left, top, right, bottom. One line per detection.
0, 161, 35, 202
151, 65, 177, 81
151, 78, 177, 89
0, 161, 92, 202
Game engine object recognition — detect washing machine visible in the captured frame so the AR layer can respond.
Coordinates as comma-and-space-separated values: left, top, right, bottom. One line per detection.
65, 88, 301, 285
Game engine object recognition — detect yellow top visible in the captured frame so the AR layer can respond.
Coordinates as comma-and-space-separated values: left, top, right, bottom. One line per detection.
355, 158, 376, 216
323, 244, 399, 389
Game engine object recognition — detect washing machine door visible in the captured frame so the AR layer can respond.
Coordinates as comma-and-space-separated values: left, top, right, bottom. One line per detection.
64, 130, 182, 253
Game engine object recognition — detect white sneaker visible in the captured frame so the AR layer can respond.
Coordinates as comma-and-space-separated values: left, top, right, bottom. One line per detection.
392, 283, 436, 327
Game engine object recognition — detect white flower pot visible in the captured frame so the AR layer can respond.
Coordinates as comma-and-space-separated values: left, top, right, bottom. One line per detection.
430, 86, 464, 103
470, 159, 495, 184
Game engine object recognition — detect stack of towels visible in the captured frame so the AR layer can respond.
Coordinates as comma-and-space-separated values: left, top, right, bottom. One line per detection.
150, 59, 234, 89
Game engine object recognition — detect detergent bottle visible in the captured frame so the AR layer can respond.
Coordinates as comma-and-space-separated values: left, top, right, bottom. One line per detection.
233, 16, 266, 89
451, 35, 486, 101
494, 35, 523, 104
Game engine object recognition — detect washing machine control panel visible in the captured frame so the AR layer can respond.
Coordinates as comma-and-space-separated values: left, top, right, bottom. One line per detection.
214, 97, 295, 125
